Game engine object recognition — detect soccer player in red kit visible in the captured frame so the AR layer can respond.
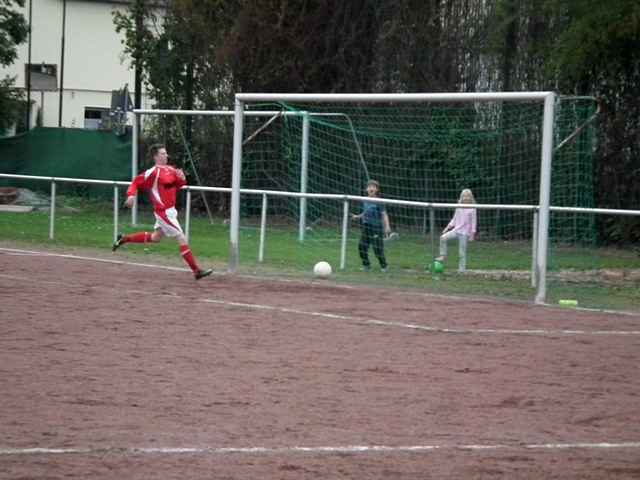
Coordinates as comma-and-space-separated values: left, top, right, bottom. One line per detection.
112, 144, 213, 280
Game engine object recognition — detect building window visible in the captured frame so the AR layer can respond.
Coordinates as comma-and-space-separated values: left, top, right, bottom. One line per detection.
84, 107, 110, 130
26, 63, 58, 91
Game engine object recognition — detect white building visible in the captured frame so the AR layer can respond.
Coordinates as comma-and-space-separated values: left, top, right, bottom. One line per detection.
0, 0, 161, 130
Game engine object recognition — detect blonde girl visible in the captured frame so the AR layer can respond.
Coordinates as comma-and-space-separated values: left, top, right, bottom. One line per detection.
436, 189, 477, 272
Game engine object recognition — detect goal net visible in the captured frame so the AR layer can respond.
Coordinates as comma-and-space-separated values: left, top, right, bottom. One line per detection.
231, 94, 596, 301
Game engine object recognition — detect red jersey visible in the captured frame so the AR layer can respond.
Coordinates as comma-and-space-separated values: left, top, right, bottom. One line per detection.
127, 165, 186, 213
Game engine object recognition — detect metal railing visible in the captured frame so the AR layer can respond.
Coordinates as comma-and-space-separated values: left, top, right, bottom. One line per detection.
2, 173, 639, 303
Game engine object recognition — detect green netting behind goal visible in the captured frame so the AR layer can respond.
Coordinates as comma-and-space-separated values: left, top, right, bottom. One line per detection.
550, 97, 597, 244
240, 98, 597, 247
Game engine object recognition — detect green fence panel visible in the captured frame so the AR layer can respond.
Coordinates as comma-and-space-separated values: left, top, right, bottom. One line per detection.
0, 127, 131, 197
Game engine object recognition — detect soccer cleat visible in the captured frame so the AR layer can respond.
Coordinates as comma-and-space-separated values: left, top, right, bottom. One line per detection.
360, 265, 371, 272
380, 267, 388, 273
112, 233, 124, 252
194, 268, 213, 280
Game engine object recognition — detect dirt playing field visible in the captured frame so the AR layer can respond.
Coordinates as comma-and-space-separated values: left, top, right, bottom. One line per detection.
1, 245, 640, 479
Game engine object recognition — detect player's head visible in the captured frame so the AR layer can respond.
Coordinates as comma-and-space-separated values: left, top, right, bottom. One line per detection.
366, 179, 380, 197
150, 144, 169, 166
459, 188, 475, 204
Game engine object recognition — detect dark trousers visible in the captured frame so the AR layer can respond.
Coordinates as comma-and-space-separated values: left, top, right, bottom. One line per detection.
359, 223, 387, 268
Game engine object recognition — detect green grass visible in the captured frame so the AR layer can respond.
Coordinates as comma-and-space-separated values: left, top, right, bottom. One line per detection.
1, 198, 638, 312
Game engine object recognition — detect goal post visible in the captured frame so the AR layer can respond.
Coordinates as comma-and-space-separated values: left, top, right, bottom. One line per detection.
536, 93, 556, 304
230, 92, 556, 304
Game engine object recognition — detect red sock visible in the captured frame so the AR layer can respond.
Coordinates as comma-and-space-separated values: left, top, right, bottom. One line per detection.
123, 231, 152, 244
180, 244, 200, 273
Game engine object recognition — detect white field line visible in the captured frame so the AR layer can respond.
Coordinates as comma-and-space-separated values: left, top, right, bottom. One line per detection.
0, 247, 191, 272
3, 246, 639, 317
1, 269, 638, 337
2, 246, 640, 315
1, 442, 640, 456
1, 247, 639, 331
0, 247, 341, 285
200, 299, 640, 336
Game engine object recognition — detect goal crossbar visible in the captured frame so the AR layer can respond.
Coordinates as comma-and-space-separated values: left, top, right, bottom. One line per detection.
236, 92, 554, 103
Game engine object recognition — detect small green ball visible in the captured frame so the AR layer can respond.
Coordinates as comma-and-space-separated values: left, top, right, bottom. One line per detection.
432, 260, 444, 274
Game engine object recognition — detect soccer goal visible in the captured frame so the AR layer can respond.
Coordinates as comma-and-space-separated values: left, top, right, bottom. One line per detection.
229, 92, 561, 303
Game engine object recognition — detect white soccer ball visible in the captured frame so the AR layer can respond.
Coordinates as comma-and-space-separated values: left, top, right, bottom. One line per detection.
313, 261, 332, 278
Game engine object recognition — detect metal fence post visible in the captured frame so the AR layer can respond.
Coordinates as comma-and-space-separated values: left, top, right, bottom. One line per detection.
49, 180, 56, 240
131, 112, 138, 226
429, 207, 436, 260
531, 211, 538, 288
113, 185, 119, 244
185, 188, 192, 244
340, 199, 349, 270
259, 193, 268, 262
